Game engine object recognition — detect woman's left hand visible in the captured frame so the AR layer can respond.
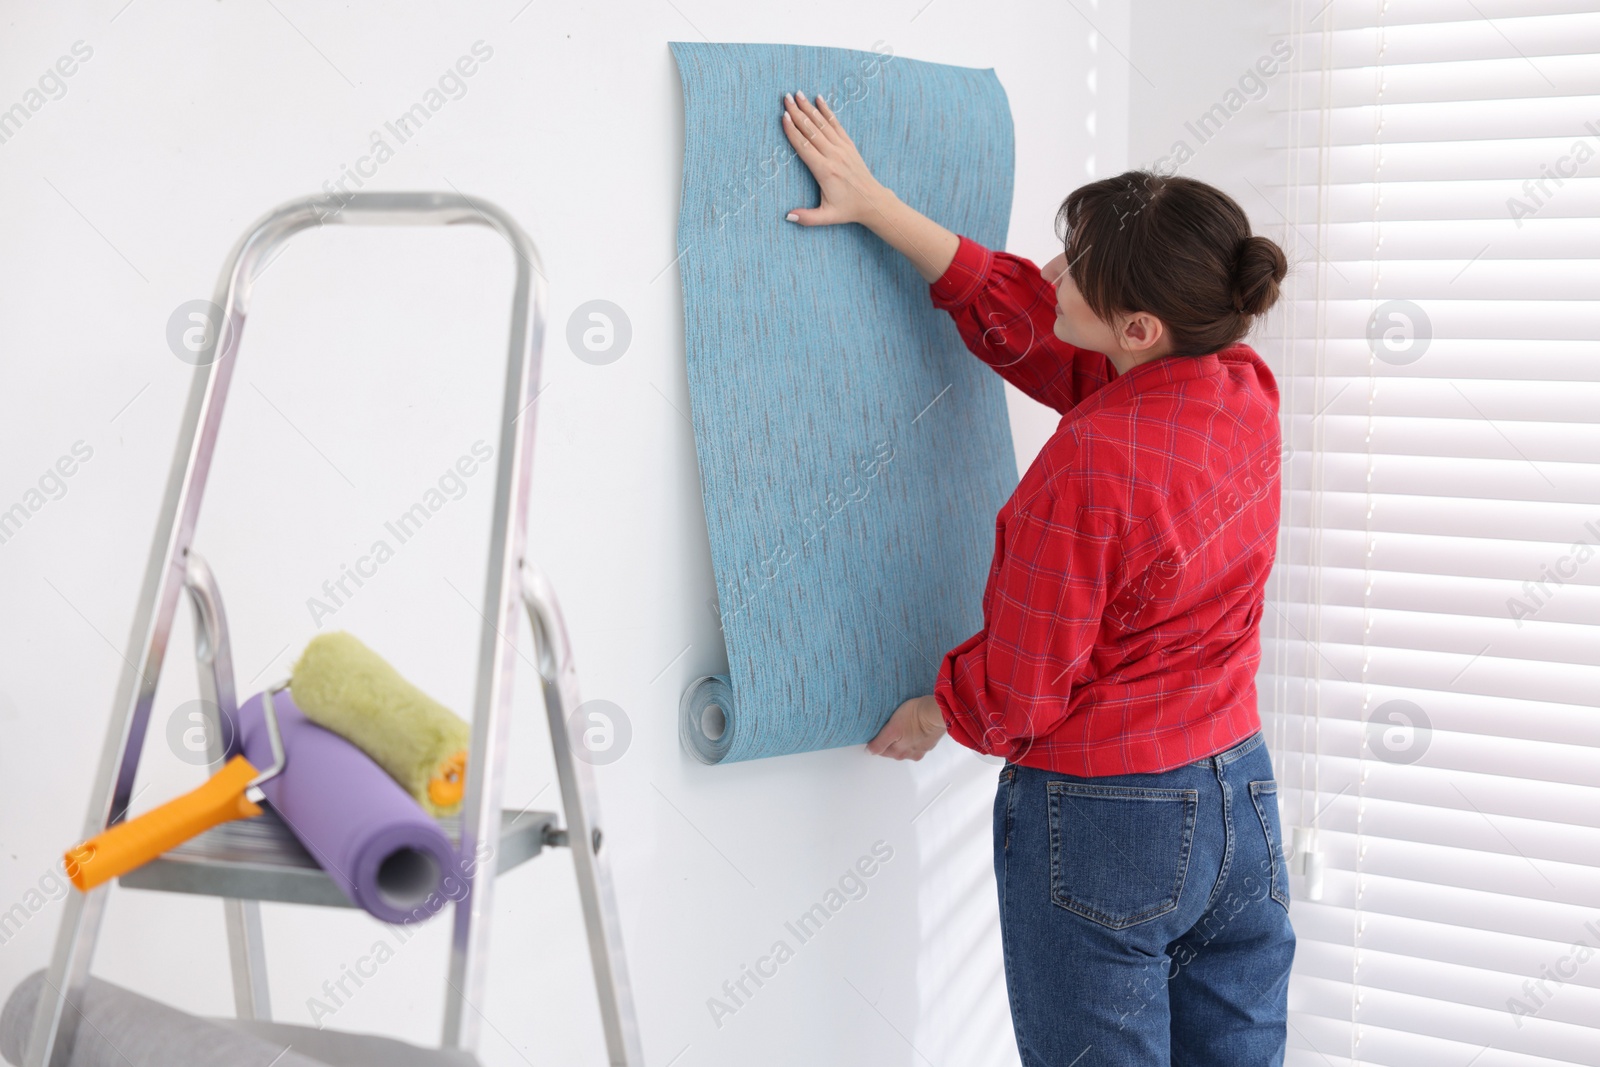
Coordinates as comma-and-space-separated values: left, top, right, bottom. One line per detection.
781, 90, 887, 229
868, 695, 947, 761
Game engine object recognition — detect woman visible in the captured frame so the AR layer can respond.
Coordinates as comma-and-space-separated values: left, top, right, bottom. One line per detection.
780, 90, 1295, 1066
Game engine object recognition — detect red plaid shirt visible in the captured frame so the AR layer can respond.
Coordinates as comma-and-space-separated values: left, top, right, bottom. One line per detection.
929, 236, 1281, 776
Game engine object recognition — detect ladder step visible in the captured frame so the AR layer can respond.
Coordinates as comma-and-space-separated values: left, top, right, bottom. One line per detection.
118, 808, 558, 909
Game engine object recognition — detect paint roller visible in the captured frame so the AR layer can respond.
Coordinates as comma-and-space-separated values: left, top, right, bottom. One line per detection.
63, 683, 460, 924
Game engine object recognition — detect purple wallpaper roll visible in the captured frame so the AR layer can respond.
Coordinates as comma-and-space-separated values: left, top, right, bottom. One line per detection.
236, 688, 462, 924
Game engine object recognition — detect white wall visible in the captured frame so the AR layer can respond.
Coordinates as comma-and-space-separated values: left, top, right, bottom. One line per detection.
0, 3, 1128, 1065
1127, 0, 1294, 354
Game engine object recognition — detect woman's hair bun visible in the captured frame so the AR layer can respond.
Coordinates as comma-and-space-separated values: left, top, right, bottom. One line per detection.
1231, 235, 1288, 317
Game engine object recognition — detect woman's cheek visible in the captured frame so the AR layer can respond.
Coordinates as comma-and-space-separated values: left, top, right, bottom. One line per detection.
1053, 310, 1086, 346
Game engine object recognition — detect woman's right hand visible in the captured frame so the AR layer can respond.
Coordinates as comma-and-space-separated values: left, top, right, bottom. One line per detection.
781, 90, 889, 228
867, 695, 947, 761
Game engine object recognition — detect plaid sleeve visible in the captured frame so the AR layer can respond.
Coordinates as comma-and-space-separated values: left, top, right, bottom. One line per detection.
929, 235, 1113, 415
933, 455, 1124, 759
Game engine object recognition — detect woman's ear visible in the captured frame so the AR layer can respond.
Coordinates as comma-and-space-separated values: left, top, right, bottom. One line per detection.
1119, 311, 1166, 354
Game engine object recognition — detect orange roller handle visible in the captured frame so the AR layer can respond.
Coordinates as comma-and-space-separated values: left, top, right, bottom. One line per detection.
64, 754, 264, 892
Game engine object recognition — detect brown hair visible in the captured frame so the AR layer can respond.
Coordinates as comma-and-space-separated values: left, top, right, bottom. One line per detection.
1053, 171, 1287, 357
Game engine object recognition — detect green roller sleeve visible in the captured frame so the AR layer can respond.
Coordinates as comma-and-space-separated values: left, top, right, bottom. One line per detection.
289, 632, 472, 817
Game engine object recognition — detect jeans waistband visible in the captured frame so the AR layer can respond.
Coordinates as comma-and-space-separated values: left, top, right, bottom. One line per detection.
1187, 730, 1265, 770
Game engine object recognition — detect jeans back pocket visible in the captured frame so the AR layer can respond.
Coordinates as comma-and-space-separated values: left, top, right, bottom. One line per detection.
1047, 783, 1199, 929
1248, 780, 1291, 911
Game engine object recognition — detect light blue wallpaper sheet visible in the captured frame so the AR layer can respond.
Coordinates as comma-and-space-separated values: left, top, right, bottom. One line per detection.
671, 41, 1019, 764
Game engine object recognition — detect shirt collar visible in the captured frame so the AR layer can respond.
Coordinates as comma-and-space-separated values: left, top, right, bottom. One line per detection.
1084, 351, 1221, 414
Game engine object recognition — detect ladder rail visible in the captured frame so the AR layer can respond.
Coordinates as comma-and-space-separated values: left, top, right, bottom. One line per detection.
436, 191, 545, 1052
26, 196, 294, 1067
28, 192, 561, 1067
523, 566, 645, 1067
183, 552, 271, 1021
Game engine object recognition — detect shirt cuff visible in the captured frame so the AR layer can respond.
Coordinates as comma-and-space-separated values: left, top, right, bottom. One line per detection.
933, 638, 1003, 756
932, 686, 969, 748
929, 235, 994, 310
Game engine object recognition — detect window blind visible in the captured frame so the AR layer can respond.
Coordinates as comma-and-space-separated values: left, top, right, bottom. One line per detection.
1264, 1, 1600, 1064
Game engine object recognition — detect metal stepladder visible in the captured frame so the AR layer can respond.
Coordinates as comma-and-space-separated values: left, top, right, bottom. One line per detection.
26, 192, 644, 1067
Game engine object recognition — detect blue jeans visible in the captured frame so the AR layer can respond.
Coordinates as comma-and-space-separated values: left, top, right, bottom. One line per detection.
993, 732, 1295, 1066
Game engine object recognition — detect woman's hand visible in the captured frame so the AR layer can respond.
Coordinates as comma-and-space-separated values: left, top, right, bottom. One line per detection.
780, 90, 961, 283
868, 695, 947, 761
781, 91, 889, 228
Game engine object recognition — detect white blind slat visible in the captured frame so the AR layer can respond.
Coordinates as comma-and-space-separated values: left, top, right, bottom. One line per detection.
1293, 219, 1600, 263
1276, 489, 1600, 541
1275, 93, 1600, 144
1279, 340, 1600, 381
1313, 52, 1600, 104
1300, 0, 1600, 32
